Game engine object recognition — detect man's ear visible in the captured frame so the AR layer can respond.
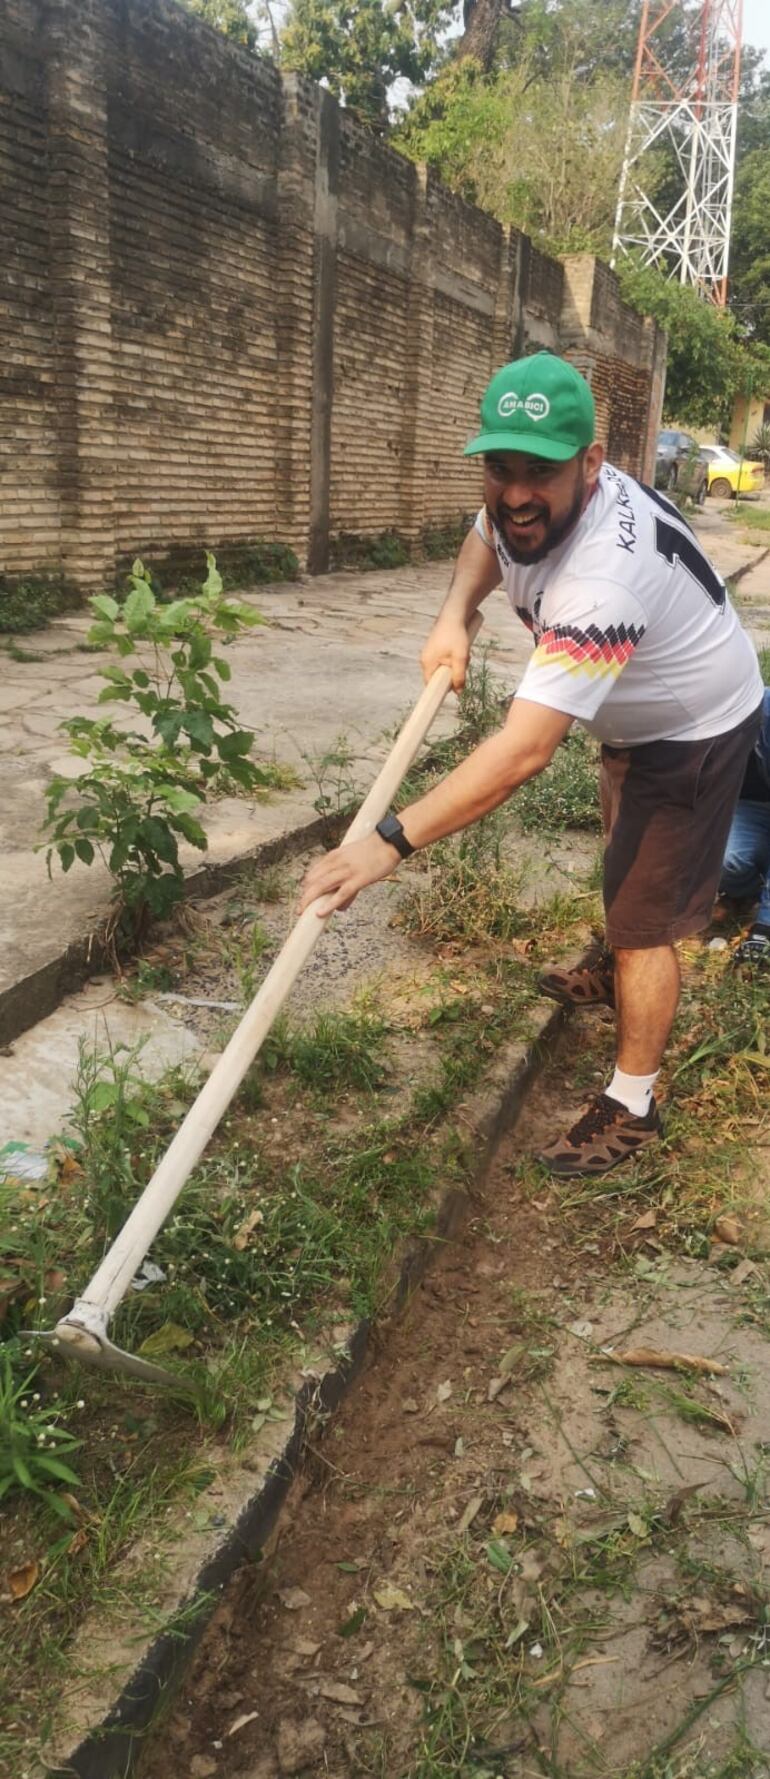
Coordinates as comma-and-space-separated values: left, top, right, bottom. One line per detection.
585, 442, 604, 489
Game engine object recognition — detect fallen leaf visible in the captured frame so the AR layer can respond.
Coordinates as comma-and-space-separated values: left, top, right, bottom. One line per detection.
227, 1710, 259, 1737
589, 1347, 729, 1377
457, 1495, 484, 1535
294, 1638, 322, 1657
318, 1681, 362, 1707
402, 1398, 419, 1415
492, 1510, 519, 1536
233, 1208, 264, 1251
278, 1586, 311, 1611
7, 1559, 40, 1601
661, 1483, 704, 1526
68, 1528, 89, 1556
137, 1322, 194, 1358
626, 1512, 648, 1539
631, 1209, 658, 1232
436, 1380, 452, 1404
714, 1215, 742, 1247
373, 1583, 415, 1612
731, 1257, 759, 1287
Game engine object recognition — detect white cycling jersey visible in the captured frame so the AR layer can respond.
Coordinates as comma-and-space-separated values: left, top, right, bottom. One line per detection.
475, 463, 762, 745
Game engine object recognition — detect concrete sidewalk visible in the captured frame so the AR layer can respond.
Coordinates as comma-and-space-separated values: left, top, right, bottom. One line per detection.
1, 507, 769, 1011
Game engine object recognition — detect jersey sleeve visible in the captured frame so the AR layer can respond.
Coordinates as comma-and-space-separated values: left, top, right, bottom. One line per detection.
474, 507, 495, 550
517, 577, 647, 722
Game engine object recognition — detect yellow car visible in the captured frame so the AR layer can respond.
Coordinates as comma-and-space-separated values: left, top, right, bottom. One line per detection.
699, 445, 765, 498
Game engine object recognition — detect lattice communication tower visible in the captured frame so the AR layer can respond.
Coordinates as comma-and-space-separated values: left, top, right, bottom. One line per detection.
611, 0, 743, 305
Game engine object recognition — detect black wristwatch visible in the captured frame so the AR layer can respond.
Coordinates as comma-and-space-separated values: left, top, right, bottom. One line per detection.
375, 810, 416, 859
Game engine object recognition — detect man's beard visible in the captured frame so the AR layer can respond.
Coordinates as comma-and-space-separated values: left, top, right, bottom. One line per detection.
488, 471, 586, 565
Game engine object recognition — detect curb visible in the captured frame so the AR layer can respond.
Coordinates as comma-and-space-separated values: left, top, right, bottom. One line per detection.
730, 543, 770, 587
0, 812, 338, 1052
45, 999, 566, 1779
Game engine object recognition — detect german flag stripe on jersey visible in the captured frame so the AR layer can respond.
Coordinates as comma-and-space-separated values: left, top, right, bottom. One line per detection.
531, 620, 645, 680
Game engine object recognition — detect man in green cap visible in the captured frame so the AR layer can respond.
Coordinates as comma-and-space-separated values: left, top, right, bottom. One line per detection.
301, 352, 762, 1177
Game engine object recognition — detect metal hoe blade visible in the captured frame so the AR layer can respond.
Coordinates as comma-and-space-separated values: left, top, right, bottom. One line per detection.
23, 1301, 188, 1390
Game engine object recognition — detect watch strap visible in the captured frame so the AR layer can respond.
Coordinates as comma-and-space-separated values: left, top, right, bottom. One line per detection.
375, 810, 415, 859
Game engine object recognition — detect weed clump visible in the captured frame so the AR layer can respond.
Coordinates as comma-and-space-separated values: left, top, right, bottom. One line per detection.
398, 816, 526, 946
517, 727, 601, 833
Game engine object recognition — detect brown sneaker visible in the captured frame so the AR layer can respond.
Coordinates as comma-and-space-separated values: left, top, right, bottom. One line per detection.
538, 950, 615, 1010
537, 1093, 662, 1178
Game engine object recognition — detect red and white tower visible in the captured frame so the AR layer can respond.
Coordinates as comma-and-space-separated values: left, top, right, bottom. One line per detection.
611, 0, 743, 305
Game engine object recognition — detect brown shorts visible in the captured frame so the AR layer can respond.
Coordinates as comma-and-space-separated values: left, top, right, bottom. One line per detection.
600, 704, 762, 949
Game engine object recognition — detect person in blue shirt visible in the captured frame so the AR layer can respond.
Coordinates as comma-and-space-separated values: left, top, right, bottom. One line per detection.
720, 686, 770, 965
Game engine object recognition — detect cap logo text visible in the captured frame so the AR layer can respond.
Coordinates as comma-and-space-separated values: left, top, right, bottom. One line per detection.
497, 392, 551, 422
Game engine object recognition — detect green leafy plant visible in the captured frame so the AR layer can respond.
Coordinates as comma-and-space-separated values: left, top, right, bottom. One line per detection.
42, 555, 274, 930
749, 425, 770, 469
301, 732, 363, 837
67, 1039, 167, 1242
0, 1345, 81, 1517
517, 727, 601, 833
0, 576, 73, 634
329, 530, 411, 571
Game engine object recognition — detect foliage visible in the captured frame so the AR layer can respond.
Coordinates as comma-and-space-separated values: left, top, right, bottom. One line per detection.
142, 538, 300, 597
395, 54, 630, 250
420, 519, 472, 560
615, 262, 748, 429
280, 0, 454, 130
517, 726, 600, 833
42, 555, 271, 930
179, 0, 257, 48
257, 1008, 390, 1095
0, 1345, 81, 1518
300, 731, 363, 837
329, 529, 411, 571
0, 577, 73, 635
749, 426, 770, 468
398, 810, 527, 945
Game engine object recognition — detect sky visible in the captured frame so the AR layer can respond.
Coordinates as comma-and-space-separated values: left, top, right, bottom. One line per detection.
743, 0, 770, 64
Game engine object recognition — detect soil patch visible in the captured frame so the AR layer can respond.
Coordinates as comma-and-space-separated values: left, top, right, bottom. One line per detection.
137, 1014, 770, 1779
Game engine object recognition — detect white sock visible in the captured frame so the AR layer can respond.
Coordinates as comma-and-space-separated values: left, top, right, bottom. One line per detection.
606, 1066, 659, 1117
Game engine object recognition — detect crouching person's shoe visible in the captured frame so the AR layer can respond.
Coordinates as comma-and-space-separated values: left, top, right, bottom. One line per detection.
537, 1093, 662, 1178
731, 930, 770, 970
537, 949, 615, 1010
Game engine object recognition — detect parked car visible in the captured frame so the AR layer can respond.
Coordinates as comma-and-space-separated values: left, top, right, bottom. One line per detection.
654, 429, 708, 503
698, 444, 765, 499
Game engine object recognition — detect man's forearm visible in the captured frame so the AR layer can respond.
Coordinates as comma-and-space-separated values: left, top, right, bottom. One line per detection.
399, 727, 552, 850
441, 527, 501, 622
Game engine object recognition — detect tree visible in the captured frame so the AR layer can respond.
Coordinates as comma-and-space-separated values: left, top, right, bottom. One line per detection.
455, 0, 516, 74
395, 52, 632, 253
616, 262, 746, 429
279, 0, 455, 131
179, 0, 258, 48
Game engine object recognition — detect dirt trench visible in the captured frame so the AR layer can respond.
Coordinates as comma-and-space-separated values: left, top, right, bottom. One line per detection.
138, 1014, 770, 1779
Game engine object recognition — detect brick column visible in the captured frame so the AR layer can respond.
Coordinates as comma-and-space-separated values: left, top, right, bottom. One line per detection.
275, 74, 322, 568
46, 0, 115, 590
493, 226, 521, 367
640, 316, 667, 483
307, 90, 339, 574
398, 164, 436, 544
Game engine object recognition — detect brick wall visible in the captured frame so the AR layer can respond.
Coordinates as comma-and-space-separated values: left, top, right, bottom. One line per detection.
0, 0, 667, 593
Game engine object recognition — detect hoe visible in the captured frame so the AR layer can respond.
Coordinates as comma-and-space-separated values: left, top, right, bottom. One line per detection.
26, 623, 482, 1388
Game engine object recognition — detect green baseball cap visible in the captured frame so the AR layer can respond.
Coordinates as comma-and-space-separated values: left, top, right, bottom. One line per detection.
464, 351, 596, 462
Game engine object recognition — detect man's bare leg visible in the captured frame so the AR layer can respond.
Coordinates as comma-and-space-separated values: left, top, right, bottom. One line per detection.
614, 944, 680, 1075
